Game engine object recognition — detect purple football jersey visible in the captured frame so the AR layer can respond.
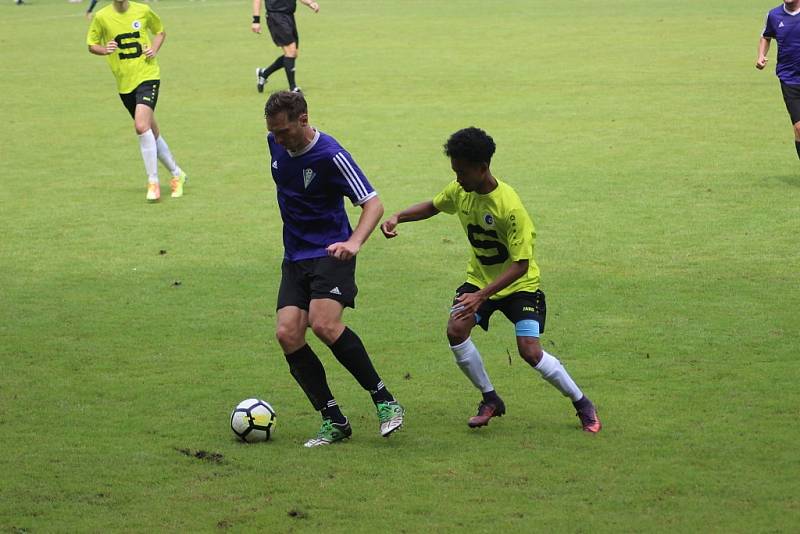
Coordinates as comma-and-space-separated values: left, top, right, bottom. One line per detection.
268, 129, 377, 261
763, 5, 800, 85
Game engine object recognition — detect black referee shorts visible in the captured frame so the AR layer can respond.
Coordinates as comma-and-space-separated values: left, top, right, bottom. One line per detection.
780, 82, 800, 125
267, 11, 299, 47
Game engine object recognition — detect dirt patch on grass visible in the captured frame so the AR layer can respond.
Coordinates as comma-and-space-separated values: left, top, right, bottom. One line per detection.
174, 447, 224, 463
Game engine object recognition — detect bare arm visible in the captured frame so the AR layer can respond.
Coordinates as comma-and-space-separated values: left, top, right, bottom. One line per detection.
327, 196, 384, 260
451, 260, 529, 320
144, 31, 165, 58
380, 200, 440, 238
476, 260, 528, 299
251, 0, 262, 33
757, 36, 771, 70
349, 195, 384, 248
299, 0, 320, 12
88, 42, 117, 56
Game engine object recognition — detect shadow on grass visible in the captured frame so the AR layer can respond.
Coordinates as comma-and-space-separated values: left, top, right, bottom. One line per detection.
771, 175, 800, 187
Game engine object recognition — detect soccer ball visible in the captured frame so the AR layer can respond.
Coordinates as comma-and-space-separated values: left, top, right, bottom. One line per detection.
230, 398, 276, 443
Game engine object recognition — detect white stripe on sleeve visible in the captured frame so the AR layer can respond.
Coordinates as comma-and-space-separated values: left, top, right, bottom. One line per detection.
333, 152, 369, 200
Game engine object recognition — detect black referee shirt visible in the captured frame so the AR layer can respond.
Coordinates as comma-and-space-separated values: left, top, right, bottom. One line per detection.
266, 0, 296, 13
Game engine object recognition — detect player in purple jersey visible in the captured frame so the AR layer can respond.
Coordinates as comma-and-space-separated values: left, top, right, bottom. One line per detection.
758, 0, 800, 160
263, 91, 405, 447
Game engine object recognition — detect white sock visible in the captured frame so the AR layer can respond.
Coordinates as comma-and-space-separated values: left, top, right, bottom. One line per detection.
450, 337, 494, 393
534, 351, 583, 401
138, 129, 159, 184
155, 135, 180, 176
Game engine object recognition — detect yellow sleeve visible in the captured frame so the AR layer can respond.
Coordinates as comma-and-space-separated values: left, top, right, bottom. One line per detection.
148, 7, 164, 34
86, 13, 104, 46
502, 203, 535, 262
432, 180, 459, 214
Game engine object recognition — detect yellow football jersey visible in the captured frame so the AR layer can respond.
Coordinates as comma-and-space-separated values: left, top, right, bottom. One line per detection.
433, 179, 541, 299
87, 2, 164, 94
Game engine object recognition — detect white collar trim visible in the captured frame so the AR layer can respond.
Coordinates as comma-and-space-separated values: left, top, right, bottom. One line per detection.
288, 129, 320, 158
783, 5, 800, 16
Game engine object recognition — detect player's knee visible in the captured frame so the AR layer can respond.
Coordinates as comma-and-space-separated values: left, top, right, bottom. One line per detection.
134, 120, 150, 135
276, 324, 303, 352
793, 122, 800, 139
517, 338, 543, 367
446, 323, 469, 345
310, 320, 340, 344
519, 347, 543, 367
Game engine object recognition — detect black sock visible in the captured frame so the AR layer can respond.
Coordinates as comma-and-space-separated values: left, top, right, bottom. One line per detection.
262, 55, 284, 78
482, 390, 501, 403
283, 56, 297, 89
795, 141, 800, 160
329, 327, 394, 404
285, 344, 335, 412
320, 399, 346, 425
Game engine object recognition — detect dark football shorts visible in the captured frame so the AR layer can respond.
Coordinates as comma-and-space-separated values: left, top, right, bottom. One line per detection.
267, 11, 299, 47
780, 82, 800, 124
119, 79, 159, 118
453, 283, 547, 337
277, 256, 358, 311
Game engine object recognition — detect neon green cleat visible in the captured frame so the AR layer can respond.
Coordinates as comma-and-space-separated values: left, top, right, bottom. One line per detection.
146, 182, 160, 202
376, 401, 404, 437
303, 418, 352, 448
170, 170, 186, 198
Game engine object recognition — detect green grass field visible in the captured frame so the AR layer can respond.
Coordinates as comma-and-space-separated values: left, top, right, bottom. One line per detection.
1, 0, 799, 531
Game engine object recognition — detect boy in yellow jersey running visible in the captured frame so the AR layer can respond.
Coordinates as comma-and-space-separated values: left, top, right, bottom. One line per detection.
87, 0, 186, 202
381, 127, 601, 433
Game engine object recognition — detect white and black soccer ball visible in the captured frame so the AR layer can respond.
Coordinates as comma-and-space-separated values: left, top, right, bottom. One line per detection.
230, 398, 276, 443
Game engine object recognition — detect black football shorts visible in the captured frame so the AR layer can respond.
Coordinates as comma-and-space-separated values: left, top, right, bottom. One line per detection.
277, 256, 358, 310
781, 82, 800, 124
119, 79, 159, 118
453, 283, 547, 336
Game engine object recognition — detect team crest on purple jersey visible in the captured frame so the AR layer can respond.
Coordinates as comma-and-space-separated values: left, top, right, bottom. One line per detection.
303, 168, 316, 189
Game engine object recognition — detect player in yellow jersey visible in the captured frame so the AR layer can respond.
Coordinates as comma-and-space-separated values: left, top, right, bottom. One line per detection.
381, 127, 601, 433
87, 0, 186, 202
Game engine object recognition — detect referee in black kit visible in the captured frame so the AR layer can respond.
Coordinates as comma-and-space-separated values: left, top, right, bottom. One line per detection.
252, 0, 320, 93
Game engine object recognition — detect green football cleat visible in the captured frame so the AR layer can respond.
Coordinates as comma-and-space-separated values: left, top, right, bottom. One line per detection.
376, 401, 404, 437
146, 182, 160, 202
303, 418, 352, 448
170, 169, 187, 198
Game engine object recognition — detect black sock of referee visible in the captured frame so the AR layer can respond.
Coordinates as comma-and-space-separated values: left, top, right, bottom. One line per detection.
329, 327, 395, 404
262, 55, 285, 79
283, 56, 297, 89
794, 141, 800, 160
285, 344, 345, 423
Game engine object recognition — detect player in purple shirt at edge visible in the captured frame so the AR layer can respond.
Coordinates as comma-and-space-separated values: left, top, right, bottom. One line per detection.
758, 0, 800, 160
263, 91, 405, 447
